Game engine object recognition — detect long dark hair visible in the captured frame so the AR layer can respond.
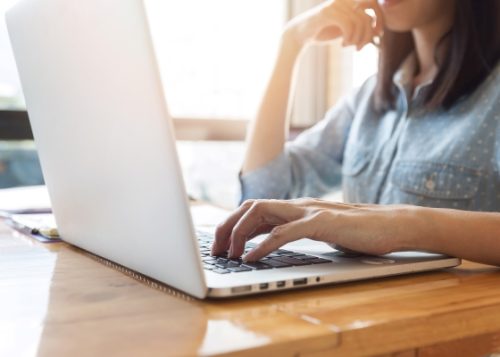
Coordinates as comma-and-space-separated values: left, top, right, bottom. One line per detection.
375, 0, 500, 112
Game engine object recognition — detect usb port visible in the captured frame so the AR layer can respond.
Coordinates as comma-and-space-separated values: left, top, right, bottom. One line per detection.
276, 281, 286, 288
259, 283, 269, 290
231, 285, 251, 294
293, 278, 308, 286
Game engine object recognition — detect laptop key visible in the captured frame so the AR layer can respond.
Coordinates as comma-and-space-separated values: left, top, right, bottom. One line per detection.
242, 261, 273, 270
264, 259, 292, 268
204, 265, 214, 270
226, 261, 240, 268
212, 268, 230, 274
308, 258, 333, 264
286, 252, 307, 257
274, 256, 312, 266
228, 266, 252, 273
290, 254, 310, 259
276, 250, 294, 256
216, 260, 241, 268
228, 258, 243, 264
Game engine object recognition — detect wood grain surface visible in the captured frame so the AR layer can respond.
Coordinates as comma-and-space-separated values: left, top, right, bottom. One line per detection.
2, 219, 500, 357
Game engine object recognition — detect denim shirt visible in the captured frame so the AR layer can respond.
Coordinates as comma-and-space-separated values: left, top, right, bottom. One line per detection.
240, 55, 500, 211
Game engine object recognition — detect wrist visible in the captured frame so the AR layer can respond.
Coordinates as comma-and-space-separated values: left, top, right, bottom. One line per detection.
281, 26, 307, 56
394, 205, 432, 252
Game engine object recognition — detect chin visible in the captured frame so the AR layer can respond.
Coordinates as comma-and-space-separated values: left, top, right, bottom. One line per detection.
384, 19, 415, 33
378, 0, 455, 33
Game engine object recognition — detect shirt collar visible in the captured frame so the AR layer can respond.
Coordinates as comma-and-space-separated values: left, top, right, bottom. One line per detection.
393, 53, 433, 102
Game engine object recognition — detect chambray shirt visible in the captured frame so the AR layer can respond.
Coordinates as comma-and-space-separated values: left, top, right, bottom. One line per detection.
240, 55, 500, 211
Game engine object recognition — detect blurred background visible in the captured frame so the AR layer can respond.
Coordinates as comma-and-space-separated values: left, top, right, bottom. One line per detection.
0, 0, 377, 208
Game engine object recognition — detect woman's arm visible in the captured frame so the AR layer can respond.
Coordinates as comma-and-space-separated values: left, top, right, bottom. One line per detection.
241, 35, 301, 173
411, 208, 500, 266
212, 199, 500, 266
242, 0, 381, 174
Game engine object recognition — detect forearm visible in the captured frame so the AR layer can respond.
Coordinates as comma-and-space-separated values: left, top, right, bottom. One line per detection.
407, 207, 500, 266
242, 33, 303, 174
242, 0, 379, 174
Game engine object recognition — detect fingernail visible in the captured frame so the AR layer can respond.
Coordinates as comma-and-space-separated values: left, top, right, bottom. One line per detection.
243, 250, 256, 262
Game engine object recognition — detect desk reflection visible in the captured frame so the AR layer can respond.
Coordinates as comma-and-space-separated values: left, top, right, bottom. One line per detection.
0, 231, 56, 357
3, 225, 500, 357
1, 232, 333, 357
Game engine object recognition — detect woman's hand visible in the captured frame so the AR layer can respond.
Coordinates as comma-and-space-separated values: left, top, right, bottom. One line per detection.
284, 0, 384, 51
212, 199, 418, 261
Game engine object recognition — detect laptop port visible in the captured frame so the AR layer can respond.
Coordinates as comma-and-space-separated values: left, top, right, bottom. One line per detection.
276, 281, 286, 288
293, 278, 308, 286
231, 285, 251, 294
259, 283, 269, 290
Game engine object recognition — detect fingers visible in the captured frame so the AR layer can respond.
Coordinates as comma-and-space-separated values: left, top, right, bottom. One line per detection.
354, 0, 385, 37
212, 200, 254, 255
363, 1, 385, 35
212, 198, 367, 259
323, 4, 355, 46
337, 5, 359, 46
355, 14, 373, 50
315, 26, 342, 42
335, 1, 364, 47
324, 1, 376, 50
228, 201, 304, 258
243, 217, 314, 262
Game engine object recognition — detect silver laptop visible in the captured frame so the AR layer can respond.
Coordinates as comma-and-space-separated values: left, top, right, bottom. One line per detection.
6, 0, 460, 299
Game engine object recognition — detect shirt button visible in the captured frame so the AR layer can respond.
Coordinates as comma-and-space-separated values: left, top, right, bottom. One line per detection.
425, 179, 436, 191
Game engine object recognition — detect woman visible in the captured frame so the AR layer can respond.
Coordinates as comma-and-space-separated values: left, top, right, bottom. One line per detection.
212, 0, 500, 265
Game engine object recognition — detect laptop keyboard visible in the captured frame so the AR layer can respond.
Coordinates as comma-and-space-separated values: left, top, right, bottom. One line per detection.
197, 231, 332, 274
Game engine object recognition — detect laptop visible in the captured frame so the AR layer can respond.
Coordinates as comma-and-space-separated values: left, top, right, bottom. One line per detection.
6, 0, 460, 299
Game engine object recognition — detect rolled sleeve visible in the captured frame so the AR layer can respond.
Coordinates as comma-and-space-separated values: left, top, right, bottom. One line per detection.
239, 152, 291, 202
239, 93, 357, 203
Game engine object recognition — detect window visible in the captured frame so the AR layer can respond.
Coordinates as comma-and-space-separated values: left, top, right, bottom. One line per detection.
0, 0, 378, 137
145, 0, 378, 132
145, 0, 288, 121
0, 0, 24, 110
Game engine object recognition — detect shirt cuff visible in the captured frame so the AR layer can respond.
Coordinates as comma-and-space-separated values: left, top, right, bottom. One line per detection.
239, 152, 291, 203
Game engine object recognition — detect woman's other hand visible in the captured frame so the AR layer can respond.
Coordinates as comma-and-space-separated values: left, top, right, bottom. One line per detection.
284, 0, 384, 51
212, 199, 417, 261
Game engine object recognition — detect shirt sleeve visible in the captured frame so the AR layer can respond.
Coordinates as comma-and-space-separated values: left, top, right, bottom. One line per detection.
240, 94, 356, 202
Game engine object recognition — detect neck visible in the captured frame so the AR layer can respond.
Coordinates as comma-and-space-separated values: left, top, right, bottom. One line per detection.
412, 10, 455, 84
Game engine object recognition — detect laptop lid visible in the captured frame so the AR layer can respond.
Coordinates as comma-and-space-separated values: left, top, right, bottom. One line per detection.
6, 0, 208, 298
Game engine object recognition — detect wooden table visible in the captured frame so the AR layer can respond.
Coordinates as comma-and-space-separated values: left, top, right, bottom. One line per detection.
2, 219, 500, 357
